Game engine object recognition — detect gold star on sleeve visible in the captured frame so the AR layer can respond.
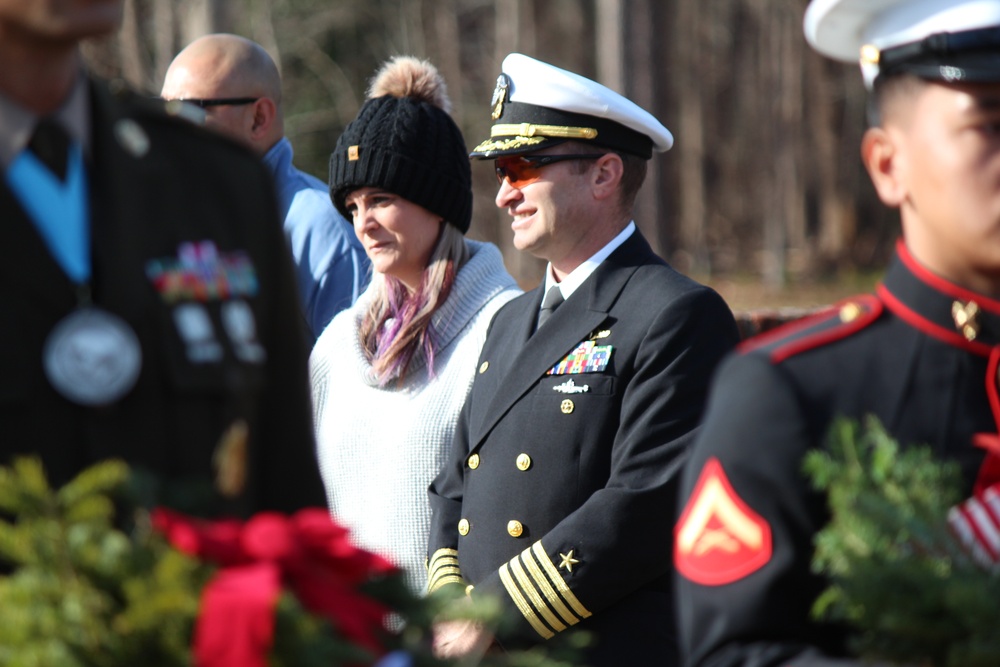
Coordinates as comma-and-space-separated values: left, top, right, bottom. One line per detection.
558, 550, 580, 573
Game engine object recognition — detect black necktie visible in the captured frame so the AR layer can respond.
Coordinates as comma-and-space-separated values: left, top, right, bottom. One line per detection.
28, 117, 71, 181
536, 285, 564, 331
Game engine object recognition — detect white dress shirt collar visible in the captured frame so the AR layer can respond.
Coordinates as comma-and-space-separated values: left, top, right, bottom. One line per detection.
542, 221, 636, 300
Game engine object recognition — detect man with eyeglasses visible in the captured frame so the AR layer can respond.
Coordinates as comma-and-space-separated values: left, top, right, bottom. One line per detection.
0, 2, 324, 514
427, 53, 739, 666
162, 34, 369, 344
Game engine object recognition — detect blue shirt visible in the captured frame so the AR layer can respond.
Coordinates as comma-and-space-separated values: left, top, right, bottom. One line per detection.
263, 137, 370, 343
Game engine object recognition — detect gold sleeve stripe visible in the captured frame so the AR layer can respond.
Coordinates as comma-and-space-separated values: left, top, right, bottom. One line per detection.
427, 574, 465, 593
428, 559, 460, 575
428, 548, 459, 568
532, 541, 592, 619
427, 565, 462, 590
429, 559, 459, 573
510, 554, 567, 632
427, 548, 463, 594
521, 547, 580, 626
499, 563, 555, 639
491, 123, 599, 140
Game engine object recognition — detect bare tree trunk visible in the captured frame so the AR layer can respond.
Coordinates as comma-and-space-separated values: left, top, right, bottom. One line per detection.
758, 0, 786, 288
596, 0, 624, 92
675, 0, 708, 275
493, 0, 543, 288
119, 0, 147, 90
432, 0, 464, 117
810, 57, 857, 270
495, 0, 535, 62
152, 0, 177, 89
180, 0, 230, 47
623, 0, 662, 258
778, 3, 805, 276
249, 0, 281, 77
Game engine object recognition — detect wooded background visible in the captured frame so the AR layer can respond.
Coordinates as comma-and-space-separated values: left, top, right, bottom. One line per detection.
82, 0, 897, 299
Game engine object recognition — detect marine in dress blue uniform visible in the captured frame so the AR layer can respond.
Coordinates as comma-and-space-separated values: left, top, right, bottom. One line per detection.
674, 2, 1000, 665
427, 53, 740, 666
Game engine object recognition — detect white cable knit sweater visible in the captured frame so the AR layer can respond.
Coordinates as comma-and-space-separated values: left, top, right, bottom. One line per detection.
309, 240, 520, 593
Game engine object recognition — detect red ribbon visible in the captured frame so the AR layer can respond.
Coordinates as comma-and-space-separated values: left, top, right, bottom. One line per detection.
152, 508, 399, 667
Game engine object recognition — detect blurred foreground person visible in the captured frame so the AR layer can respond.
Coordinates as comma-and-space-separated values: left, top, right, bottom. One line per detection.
675, 1, 1000, 665
0, 0, 324, 515
427, 53, 740, 666
310, 56, 520, 593
162, 33, 369, 344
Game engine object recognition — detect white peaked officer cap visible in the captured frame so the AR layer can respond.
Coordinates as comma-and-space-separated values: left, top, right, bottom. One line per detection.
470, 52, 673, 159
804, 0, 1000, 89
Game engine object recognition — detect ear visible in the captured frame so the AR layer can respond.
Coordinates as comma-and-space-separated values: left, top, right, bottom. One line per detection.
249, 97, 278, 140
590, 152, 624, 201
861, 126, 908, 208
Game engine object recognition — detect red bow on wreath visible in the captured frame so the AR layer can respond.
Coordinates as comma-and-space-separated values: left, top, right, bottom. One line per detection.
152, 507, 399, 667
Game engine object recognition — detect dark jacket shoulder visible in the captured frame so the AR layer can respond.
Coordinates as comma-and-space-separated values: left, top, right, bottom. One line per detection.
738, 294, 883, 364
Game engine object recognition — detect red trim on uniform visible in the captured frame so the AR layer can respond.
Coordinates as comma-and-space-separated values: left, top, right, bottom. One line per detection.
737, 296, 882, 365
973, 349, 1000, 495
877, 283, 992, 357
674, 458, 773, 586
767, 295, 882, 364
987, 348, 1000, 431
973, 434, 1000, 497
737, 305, 839, 354
897, 240, 1000, 315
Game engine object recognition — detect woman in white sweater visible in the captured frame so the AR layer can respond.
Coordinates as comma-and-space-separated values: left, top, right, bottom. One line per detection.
310, 56, 520, 593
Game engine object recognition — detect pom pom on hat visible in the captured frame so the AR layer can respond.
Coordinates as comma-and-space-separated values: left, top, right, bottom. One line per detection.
329, 56, 472, 233
367, 56, 452, 114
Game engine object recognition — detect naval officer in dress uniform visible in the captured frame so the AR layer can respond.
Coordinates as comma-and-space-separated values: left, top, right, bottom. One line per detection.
674, 1, 1000, 665
427, 53, 740, 665
0, 0, 324, 516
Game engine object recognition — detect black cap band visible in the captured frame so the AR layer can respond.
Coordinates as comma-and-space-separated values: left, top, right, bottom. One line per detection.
877, 26, 1000, 83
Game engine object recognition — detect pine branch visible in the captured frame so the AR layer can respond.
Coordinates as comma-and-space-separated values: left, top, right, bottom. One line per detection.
806, 417, 1000, 667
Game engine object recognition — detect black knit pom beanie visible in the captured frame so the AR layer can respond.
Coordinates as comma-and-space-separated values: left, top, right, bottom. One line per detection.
329, 57, 472, 233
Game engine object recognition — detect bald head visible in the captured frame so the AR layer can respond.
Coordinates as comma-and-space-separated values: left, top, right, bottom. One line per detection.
162, 34, 283, 154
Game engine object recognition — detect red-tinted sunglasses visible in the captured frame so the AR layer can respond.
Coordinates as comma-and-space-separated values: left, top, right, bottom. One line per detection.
494, 154, 606, 188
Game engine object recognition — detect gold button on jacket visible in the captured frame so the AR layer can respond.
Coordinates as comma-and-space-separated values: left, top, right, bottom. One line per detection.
458, 518, 470, 535
507, 520, 524, 537
468, 453, 480, 469
516, 453, 532, 470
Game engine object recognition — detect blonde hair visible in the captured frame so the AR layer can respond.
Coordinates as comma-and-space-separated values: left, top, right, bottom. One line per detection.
360, 223, 470, 385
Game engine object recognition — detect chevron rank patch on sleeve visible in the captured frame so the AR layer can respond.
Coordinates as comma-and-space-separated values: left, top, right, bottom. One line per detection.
674, 457, 773, 586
